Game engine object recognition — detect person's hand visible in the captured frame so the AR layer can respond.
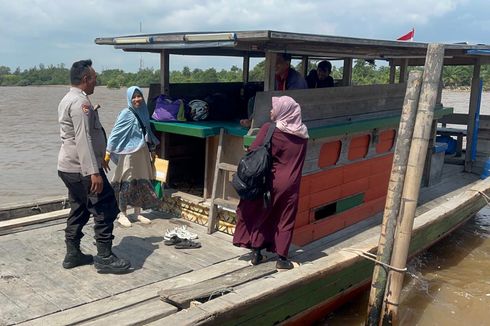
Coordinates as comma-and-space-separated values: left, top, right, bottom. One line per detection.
103, 152, 111, 173
151, 151, 156, 163
90, 173, 103, 194
102, 159, 111, 173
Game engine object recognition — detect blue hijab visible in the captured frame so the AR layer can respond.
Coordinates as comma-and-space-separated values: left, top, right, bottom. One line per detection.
107, 86, 160, 161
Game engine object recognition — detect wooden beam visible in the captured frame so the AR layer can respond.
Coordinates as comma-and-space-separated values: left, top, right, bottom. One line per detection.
242, 54, 250, 82
465, 60, 482, 172
399, 58, 409, 83
342, 58, 353, 86
160, 50, 170, 95
301, 56, 309, 77
263, 51, 276, 91
389, 61, 396, 84
0, 209, 69, 234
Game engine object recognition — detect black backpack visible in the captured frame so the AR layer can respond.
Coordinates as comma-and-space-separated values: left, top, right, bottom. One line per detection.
232, 123, 275, 205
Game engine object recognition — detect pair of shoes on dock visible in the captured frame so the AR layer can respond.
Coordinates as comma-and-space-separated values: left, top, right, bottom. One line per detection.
164, 225, 198, 241
164, 235, 201, 249
118, 214, 152, 227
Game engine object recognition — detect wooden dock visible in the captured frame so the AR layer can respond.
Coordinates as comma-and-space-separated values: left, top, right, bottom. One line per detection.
1, 164, 488, 325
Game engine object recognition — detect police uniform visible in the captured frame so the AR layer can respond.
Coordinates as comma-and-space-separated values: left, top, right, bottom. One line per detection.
57, 87, 119, 245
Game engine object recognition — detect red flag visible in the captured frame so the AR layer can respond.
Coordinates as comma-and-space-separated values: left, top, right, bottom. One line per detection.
397, 28, 415, 41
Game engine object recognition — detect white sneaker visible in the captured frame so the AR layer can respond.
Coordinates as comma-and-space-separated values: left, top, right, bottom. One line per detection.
118, 214, 132, 227
164, 227, 179, 240
136, 215, 151, 224
176, 225, 198, 240
164, 226, 198, 240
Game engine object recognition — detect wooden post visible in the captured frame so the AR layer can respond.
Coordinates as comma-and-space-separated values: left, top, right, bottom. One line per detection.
263, 51, 276, 91
381, 43, 445, 325
399, 59, 409, 83
242, 54, 250, 83
389, 61, 396, 84
301, 56, 309, 77
365, 71, 423, 326
160, 50, 170, 95
208, 129, 225, 234
342, 58, 353, 86
465, 59, 482, 172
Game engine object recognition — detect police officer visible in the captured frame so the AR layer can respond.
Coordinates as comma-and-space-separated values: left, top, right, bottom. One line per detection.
57, 59, 131, 273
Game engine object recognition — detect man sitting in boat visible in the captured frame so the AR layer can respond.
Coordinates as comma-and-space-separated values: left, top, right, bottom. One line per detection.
306, 60, 334, 88
240, 53, 307, 128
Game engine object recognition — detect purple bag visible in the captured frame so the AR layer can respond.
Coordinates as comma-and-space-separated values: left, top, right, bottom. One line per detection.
152, 95, 186, 121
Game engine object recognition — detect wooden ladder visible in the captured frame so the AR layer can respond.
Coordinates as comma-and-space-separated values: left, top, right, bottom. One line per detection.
207, 129, 238, 234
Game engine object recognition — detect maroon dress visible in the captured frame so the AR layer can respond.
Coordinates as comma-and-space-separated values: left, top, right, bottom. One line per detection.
233, 122, 307, 257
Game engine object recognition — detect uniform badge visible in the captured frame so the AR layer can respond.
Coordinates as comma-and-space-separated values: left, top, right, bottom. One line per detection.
81, 104, 91, 115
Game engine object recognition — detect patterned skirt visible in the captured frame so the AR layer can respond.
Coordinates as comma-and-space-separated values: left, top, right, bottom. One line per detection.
111, 146, 160, 211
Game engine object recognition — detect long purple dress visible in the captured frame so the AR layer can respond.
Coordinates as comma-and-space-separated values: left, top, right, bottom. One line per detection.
233, 122, 307, 257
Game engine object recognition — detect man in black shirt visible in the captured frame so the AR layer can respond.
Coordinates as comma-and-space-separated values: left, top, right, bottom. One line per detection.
306, 60, 334, 88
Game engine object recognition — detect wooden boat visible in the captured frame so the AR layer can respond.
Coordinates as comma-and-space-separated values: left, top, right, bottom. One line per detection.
2, 30, 490, 325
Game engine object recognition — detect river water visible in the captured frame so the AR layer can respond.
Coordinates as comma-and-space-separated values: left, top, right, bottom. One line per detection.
0, 86, 488, 325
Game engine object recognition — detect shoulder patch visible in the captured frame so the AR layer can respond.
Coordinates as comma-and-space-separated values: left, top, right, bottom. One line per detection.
81, 104, 91, 115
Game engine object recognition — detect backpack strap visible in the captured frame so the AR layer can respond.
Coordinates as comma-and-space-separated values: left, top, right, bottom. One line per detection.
263, 122, 276, 147
128, 107, 147, 136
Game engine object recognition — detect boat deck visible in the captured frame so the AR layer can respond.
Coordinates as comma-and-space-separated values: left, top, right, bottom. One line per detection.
0, 164, 484, 326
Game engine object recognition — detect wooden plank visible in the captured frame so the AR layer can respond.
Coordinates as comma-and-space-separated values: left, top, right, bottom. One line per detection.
81, 298, 177, 326
23, 258, 250, 325
160, 261, 277, 308
0, 195, 67, 221
252, 84, 405, 128
0, 209, 69, 233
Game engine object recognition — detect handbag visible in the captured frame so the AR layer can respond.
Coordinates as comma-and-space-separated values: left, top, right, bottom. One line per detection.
153, 157, 169, 183
152, 95, 187, 121
152, 156, 169, 200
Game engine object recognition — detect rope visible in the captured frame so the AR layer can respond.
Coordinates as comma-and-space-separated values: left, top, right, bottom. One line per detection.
476, 189, 490, 205
342, 248, 407, 273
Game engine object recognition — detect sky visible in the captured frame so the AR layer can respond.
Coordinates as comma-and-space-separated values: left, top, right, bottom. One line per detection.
1, 0, 490, 73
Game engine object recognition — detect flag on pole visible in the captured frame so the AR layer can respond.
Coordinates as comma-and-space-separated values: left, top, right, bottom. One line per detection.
397, 28, 415, 41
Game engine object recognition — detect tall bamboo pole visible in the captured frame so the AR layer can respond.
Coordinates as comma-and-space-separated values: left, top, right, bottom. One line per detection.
365, 70, 422, 326
381, 43, 445, 325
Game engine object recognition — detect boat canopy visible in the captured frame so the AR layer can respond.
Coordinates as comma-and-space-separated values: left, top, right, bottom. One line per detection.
95, 30, 490, 65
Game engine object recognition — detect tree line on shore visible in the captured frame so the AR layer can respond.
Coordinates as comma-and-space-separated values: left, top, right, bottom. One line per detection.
1, 61, 489, 89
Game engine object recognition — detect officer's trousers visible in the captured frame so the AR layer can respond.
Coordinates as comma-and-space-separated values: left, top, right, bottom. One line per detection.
58, 169, 119, 244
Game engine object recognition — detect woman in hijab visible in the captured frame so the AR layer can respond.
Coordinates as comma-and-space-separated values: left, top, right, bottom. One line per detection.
105, 86, 160, 227
233, 96, 308, 270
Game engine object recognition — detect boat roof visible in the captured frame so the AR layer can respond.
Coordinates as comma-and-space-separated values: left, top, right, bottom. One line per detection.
95, 30, 490, 65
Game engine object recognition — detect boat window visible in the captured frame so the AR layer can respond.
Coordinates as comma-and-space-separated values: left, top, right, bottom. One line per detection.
348, 135, 370, 161
314, 193, 365, 221
318, 140, 342, 168
376, 129, 396, 154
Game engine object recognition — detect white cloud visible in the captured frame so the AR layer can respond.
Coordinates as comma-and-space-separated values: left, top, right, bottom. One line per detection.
0, 0, 487, 72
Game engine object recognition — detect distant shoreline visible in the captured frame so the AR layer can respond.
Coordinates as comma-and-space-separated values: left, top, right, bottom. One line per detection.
0, 85, 480, 92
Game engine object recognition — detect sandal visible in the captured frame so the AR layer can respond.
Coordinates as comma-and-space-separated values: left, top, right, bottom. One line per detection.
164, 235, 183, 246
175, 239, 201, 249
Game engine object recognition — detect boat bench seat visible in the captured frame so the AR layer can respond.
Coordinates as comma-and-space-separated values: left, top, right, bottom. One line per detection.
151, 120, 248, 138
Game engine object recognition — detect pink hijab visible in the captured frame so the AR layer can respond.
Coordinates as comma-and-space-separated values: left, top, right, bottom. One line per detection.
271, 96, 309, 139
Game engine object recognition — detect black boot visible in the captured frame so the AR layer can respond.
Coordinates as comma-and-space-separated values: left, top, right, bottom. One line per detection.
63, 240, 93, 269
276, 256, 294, 270
251, 249, 263, 266
94, 242, 131, 274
